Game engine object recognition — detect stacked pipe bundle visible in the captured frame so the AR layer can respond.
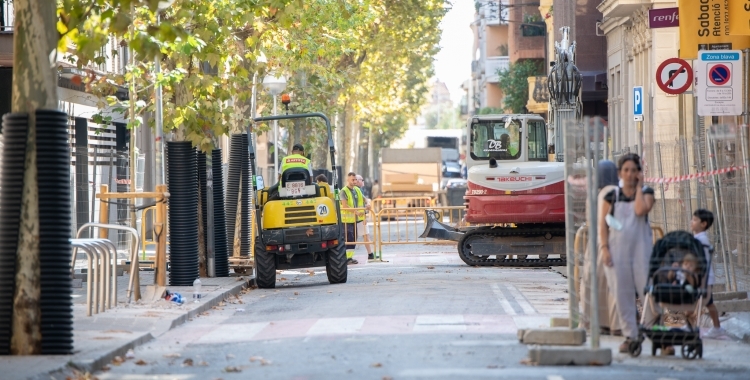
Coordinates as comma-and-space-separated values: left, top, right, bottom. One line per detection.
166, 141, 199, 285
0, 111, 75, 355
226, 134, 249, 258
197, 150, 207, 272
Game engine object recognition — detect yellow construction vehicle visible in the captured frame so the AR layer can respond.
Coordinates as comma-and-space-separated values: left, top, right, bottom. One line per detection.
251, 112, 347, 289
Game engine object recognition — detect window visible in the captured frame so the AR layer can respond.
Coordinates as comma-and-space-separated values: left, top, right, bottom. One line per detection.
527, 120, 547, 161
470, 118, 522, 161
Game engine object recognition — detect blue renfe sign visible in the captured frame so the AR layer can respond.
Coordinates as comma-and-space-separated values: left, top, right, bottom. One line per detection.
633, 86, 644, 121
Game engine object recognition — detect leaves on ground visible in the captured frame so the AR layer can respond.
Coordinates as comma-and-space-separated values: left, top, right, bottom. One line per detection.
134, 359, 148, 365
163, 353, 181, 358
111, 356, 124, 366
65, 369, 99, 380
371, 362, 383, 367
294, 292, 299, 295
386, 278, 396, 282
224, 366, 242, 373
183, 358, 194, 366
226, 354, 235, 359
427, 266, 435, 269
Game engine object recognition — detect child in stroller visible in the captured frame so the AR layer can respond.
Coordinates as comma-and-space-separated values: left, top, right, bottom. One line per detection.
627, 231, 708, 360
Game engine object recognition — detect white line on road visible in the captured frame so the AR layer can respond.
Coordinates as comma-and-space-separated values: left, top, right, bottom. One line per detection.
547, 376, 565, 380
506, 284, 537, 314
307, 317, 365, 335
414, 315, 467, 332
491, 283, 517, 315
194, 322, 269, 344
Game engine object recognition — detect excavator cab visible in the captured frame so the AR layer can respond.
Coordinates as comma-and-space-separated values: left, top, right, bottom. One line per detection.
251, 112, 347, 289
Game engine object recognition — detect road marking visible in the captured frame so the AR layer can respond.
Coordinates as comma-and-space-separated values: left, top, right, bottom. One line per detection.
414, 315, 467, 332
547, 376, 565, 380
447, 339, 519, 346
307, 317, 365, 335
506, 284, 537, 314
193, 322, 269, 343
491, 283, 517, 315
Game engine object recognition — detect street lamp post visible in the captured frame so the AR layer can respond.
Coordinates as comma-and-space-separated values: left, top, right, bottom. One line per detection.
262, 74, 287, 176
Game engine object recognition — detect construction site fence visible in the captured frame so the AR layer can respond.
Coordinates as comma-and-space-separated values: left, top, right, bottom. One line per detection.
641, 126, 750, 293
340, 202, 467, 260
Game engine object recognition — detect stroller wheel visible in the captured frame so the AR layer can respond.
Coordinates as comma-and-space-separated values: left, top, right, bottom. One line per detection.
681, 344, 699, 360
628, 340, 642, 357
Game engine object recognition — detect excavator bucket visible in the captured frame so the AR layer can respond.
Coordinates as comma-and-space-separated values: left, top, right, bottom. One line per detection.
420, 210, 464, 242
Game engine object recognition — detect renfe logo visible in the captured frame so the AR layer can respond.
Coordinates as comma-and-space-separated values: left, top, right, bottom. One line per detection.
648, 7, 679, 29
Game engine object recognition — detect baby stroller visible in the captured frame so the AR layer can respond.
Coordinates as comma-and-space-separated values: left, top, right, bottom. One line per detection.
628, 231, 708, 360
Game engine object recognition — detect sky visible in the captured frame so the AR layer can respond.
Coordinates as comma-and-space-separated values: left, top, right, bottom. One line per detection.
433, 0, 475, 105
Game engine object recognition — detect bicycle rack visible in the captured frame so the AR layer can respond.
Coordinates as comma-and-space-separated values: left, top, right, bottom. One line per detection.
71, 223, 141, 306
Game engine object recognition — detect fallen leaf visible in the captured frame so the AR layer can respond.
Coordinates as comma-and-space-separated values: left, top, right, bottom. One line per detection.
218, 301, 226, 307
224, 366, 242, 373
398, 272, 402, 274
386, 278, 396, 282
327, 291, 333, 293
427, 266, 435, 269
260, 358, 272, 366
135, 359, 148, 366
198, 360, 209, 366
249, 356, 263, 362
226, 354, 235, 359
101, 365, 111, 371
183, 358, 194, 367
280, 277, 288, 281
111, 356, 124, 366
294, 292, 299, 295
383, 377, 393, 380
163, 353, 181, 358
371, 362, 383, 368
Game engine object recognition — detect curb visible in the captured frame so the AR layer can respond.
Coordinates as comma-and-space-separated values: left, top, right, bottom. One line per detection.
43, 277, 251, 378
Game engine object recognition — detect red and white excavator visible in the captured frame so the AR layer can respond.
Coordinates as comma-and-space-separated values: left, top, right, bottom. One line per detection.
422, 27, 580, 267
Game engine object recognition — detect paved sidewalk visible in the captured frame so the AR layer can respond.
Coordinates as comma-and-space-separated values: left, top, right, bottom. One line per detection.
0, 272, 251, 380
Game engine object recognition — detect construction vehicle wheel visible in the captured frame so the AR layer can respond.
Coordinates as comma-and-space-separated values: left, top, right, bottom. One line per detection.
254, 237, 276, 289
326, 230, 348, 284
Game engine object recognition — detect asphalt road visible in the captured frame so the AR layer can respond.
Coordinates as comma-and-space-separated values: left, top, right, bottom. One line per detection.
94, 244, 750, 380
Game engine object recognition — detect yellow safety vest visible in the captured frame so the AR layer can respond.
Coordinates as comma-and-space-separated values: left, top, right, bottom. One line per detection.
341, 186, 364, 223
280, 154, 311, 174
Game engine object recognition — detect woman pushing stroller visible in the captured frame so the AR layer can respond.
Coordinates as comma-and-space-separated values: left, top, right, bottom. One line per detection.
598, 153, 655, 353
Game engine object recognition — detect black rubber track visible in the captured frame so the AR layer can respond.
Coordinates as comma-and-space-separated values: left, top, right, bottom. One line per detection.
166, 141, 199, 285
253, 237, 276, 289
0, 113, 28, 355
325, 228, 348, 284
457, 227, 567, 267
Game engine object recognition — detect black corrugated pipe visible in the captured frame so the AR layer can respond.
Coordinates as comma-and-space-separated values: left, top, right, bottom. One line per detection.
212, 148, 229, 276
0, 113, 28, 355
226, 134, 249, 258
166, 141, 199, 285
35, 110, 74, 354
197, 150, 207, 273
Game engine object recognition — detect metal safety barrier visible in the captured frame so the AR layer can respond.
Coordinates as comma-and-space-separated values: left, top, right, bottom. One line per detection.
70, 238, 118, 316
76, 223, 142, 303
340, 206, 377, 259
371, 196, 434, 217
141, 205, 170, 259
373, 205, 467, 259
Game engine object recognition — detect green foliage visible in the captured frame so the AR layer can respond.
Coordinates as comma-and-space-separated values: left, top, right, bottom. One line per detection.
57, 0, 446, 153
497, 59, 544, 114
477, 107, 504, 115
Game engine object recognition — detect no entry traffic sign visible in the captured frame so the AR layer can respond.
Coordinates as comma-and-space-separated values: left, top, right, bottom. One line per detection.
655, 58, 693, 94
708, 64, 730, 86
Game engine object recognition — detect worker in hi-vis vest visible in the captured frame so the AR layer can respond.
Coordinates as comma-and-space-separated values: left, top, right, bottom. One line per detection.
340, 172, 364, 265
267, 143, 312, 200
279, 143, 312, 182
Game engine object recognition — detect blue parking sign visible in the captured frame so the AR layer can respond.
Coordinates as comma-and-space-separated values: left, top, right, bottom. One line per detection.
633, 86, 643, 121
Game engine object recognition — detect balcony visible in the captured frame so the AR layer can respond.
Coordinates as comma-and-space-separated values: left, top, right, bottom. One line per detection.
597, 0, 649, 18
481, 0, 509, 26
484, 56, 509, 83
526, 76, 549, 114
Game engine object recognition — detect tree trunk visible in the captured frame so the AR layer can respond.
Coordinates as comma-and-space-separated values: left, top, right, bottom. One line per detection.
10, 0, 58, 355
345, 103, 359, 175
336, 109, 346, 176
